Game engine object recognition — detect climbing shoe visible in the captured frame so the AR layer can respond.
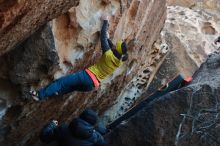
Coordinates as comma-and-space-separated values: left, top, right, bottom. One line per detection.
29, 90, 40, 101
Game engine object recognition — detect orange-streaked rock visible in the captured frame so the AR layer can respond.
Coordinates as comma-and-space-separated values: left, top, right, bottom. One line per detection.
0, 0, 80, 55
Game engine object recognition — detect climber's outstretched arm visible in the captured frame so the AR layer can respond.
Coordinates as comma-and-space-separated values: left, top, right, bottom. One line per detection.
107, 38, 113, 49
100, 20, 111, 52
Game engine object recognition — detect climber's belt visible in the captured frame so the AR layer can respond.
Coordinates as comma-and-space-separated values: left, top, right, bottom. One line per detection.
85, 69, 100, 90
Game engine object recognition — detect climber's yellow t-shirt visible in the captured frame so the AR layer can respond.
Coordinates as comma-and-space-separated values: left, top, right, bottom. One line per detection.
88, 50, 122, 81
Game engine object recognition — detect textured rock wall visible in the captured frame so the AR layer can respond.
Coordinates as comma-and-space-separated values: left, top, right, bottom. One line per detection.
167, 0, 220, 10
0, 24, 60, 145
103, 3, 220, 122
162, 6, 220, 68
0, 79, 18, 120
106, 52, 220, 146
141, 4, 220, 100
8, 24, 59, 96
0, 0, 167, 145
49, 0, 168, 123
105, 4, 220, 145
141, 41, 198, 101
0, 0, 80, 55
102, 42, 169, 122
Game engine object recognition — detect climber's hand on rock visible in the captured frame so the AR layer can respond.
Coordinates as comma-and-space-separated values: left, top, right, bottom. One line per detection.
101, 14, 109, 21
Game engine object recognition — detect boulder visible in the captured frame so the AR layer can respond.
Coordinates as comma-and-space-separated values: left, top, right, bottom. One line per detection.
106, 51, 220, 146
0, 0, 80, 55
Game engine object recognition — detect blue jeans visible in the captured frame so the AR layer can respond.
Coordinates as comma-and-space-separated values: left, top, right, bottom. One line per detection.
38, 70, 94, 100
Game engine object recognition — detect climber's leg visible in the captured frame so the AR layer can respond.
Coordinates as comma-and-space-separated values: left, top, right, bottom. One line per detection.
37, 70, 94, 100
37, 74, 76, 99
71, 70, 95, 92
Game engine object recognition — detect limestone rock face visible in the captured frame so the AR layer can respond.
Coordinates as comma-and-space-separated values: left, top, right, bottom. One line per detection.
161, 6, 220, 75
167, 0, 220, 10
46, 0, 168, 124
0, 0, 167, 145
0, 0, 80, 55
105, 4, 220, 145
103, 4, 220, 122
140, 4, 220, 112
106, 52, 220, 146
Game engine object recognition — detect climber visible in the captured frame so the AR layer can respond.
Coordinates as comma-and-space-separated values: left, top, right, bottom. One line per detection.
30, 14, 128, 101
214, 36, 220, 51
40, 109, 107, 146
